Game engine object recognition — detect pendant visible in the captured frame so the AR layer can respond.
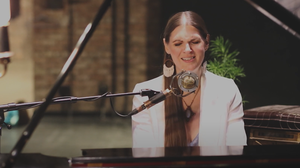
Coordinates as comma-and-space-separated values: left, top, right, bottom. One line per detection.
185, 106, 194, 120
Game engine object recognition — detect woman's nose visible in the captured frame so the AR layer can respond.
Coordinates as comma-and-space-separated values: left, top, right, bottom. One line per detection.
184, 43, 192, 52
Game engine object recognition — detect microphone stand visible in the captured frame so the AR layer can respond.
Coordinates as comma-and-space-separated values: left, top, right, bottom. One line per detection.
0, 89, 160, 112
1, 0, 112, 167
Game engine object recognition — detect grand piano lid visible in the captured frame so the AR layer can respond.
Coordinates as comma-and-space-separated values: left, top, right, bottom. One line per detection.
246, 0, 300, 40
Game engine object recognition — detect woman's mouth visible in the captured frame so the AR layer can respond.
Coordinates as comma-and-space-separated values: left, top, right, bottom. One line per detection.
181, 56, 195, 61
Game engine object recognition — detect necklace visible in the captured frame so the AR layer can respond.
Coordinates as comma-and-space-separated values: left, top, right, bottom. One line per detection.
182, 86, 200, 121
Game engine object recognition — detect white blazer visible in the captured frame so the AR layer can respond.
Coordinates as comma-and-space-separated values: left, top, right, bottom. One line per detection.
131, 70, 247, 148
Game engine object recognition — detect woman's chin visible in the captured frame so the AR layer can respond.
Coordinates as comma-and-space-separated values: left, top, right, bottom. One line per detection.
189, 66, 202, 76
176, 65, 201, 75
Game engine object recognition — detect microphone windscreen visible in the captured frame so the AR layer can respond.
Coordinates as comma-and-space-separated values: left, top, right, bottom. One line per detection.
177, 71, 199, 92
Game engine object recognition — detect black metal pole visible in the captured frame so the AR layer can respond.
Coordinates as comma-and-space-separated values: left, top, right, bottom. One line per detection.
0, 26, 11, 78
0, 26, 10, 53
1, 0, 112, 167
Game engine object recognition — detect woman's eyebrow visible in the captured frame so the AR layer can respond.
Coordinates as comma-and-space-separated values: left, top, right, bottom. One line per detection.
171, 39, 183, 43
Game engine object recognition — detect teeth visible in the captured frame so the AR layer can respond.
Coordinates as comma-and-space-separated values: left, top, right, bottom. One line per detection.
182, 56, 195, 61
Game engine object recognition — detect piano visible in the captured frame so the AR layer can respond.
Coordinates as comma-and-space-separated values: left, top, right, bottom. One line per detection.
1, 146, 300, 168
245, 0, 300, 40
69, 146, 300, 167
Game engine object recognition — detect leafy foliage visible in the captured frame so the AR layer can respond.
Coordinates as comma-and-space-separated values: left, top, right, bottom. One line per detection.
207, 36, 247, 105
207, 36, 245, 82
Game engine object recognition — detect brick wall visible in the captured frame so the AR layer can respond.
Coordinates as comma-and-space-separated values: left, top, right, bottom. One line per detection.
32, 0, 163, 114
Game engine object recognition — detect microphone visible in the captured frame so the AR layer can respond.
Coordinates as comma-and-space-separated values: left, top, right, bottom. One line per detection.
130, 71, 199, 116
177, 71, 199, 93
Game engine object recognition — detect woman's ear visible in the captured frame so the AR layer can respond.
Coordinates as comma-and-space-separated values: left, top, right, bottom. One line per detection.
163, 38, 170, 54
205, 34, 210, 51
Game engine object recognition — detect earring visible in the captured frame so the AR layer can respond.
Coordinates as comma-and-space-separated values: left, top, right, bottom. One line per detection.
163, 55, 174, 77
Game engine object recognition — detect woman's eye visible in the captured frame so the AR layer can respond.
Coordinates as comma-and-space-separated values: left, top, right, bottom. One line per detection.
174, 43, 181, 46
192, 41, 200, 44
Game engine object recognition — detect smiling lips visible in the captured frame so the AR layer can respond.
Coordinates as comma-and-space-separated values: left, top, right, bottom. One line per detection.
181, 56, 195, 62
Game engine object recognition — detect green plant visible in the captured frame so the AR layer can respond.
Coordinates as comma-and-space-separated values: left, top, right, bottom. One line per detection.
207, 36, 247, 104
207, 36, 245, 82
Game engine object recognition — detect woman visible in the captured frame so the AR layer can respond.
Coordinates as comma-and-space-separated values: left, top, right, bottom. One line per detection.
131, 11, 247, 147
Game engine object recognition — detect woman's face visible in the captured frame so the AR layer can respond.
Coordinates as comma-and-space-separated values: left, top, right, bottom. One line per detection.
164, 25, 209, 74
